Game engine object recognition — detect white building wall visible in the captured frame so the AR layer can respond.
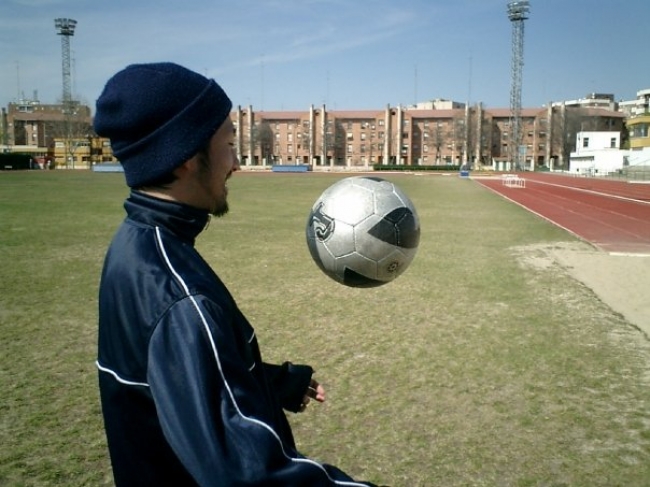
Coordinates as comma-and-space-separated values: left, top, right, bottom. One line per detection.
575, 131, 620, 152
570, 131, 626, 176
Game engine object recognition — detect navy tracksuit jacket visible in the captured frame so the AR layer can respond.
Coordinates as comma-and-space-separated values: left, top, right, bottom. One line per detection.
97, 191, 374, 486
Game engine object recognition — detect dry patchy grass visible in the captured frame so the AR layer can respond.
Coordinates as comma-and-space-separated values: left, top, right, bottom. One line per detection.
1, 171, 649, 486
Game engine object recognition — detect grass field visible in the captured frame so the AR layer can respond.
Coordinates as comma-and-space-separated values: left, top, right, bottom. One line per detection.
1, 170, 649, 486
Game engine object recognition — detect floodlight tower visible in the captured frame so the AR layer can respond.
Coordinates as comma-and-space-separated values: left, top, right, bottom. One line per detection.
54, 18, 77, 105
507, 1, 529, 170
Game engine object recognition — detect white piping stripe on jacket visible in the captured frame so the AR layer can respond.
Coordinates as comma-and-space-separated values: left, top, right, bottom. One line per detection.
96, 361, 149, 388
153, 227, 367, 487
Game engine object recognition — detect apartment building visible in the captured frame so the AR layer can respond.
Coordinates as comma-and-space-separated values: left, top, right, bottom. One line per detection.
627, 114, 650, 150
1, 98, 113, 168
0, 96, 627, 172
232, 103, 624, 171
619, 88, 650, 118
552, 92, 618, 111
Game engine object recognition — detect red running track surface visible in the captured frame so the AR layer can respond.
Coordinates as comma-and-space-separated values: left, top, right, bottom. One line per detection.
475, 173, 650, 254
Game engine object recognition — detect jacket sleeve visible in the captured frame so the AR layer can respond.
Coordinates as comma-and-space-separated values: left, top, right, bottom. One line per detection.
147, 295, 375, 487
263, 362, 313, 413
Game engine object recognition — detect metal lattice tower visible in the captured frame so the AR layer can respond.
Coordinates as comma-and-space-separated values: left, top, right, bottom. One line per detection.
507, 1, 529, 170
54, 18, 77, 104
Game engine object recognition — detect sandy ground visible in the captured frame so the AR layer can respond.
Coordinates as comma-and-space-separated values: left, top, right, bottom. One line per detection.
537, 242, 650, 340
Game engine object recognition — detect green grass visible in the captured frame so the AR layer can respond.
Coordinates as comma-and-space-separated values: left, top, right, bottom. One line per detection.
1, 170, 649, 486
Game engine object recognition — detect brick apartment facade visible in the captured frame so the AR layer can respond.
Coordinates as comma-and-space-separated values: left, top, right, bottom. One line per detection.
233, 103, 624, 171
1, 99, 627, 171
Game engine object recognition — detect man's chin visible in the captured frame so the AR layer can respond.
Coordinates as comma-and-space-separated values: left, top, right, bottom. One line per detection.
212, 202, 229, 217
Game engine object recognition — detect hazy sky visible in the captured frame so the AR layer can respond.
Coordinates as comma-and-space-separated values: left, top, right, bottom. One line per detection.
1, 0, 648, 113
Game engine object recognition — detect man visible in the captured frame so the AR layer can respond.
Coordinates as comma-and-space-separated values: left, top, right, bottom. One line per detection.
94, 63, 379, 486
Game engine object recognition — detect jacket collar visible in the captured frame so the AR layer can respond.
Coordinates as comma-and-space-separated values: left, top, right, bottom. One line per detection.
124, 190, 210, 244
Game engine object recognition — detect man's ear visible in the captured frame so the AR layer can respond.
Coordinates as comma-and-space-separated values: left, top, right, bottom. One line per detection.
174, 157, 199, 178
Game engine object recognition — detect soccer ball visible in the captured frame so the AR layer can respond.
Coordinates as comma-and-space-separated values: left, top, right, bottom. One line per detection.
306, 176, 420, 288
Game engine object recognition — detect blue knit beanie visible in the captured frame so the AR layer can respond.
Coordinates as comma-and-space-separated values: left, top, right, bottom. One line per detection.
94, 62, 232, 188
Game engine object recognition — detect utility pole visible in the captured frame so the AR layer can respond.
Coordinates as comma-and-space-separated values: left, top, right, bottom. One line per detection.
54, 18, 77, 104
507, 1, 530, 170
54, 18, 78, 168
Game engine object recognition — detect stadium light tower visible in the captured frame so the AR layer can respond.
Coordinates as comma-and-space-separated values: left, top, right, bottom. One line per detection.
54, 18, 77, 105
507, 1, 530, 170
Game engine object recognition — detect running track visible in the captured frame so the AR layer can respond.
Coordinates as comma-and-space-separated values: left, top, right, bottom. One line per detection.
474, 173, 650, 255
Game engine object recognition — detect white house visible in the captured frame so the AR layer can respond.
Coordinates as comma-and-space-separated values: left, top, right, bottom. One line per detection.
569, 131, 627, 176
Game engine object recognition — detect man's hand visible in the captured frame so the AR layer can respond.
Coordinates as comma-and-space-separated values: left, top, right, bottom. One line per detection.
299, 378, 326, 412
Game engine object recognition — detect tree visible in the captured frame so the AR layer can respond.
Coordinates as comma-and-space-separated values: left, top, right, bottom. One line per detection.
450, 113, 466, 165
321, 119, 346, 166
251, 121, 274, 165
49, 101, 93, 168
551, 106, 584, 170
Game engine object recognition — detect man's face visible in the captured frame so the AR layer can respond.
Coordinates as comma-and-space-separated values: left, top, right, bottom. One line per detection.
195, 118, 240, 216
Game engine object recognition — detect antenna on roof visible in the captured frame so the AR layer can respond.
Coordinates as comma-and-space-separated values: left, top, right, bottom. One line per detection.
16, 61, 21, 101
414, 64, 418, 106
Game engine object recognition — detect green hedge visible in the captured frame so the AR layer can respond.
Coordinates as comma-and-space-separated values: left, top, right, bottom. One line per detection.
372, 164, 462, 172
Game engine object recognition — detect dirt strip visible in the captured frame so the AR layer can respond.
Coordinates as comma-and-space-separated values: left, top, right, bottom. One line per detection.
476, 174, 650, 340
547, 242, 650, 340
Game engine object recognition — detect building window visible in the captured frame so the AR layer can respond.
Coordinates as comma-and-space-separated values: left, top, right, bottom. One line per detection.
347, 145, 353, 154
630, 123, 648, 138
347, 132, 353, 141
378, 120, 384, 126
583, 137, 589, 148
610, 137, 616, 148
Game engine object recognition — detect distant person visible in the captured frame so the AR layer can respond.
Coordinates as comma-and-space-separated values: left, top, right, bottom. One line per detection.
94, 62, 380, 486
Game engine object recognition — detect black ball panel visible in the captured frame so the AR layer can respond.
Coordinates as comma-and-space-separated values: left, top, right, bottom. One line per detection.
342, 268, 385, 288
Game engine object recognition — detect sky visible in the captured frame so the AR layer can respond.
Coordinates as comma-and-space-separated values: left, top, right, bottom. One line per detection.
1, 0, 648, 114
